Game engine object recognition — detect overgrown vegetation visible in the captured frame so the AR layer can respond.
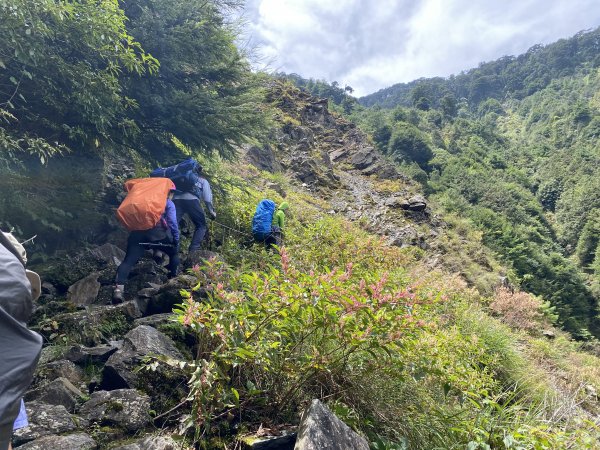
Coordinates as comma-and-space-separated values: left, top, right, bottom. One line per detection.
169, 179, 600, 448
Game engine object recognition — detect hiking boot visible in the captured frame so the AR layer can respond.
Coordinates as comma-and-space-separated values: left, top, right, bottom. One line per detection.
112, 284, 125, 304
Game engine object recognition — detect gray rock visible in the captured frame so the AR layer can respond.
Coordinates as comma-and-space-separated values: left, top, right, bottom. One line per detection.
79, 389, 151, 432
67, 272, 101, 306
147, 275, 198, 315
244, 432, 297, 450
134, 313, 175, 328
51, 302, 140, 346
25, 377, 85, 412
294, 399, 369, 450
244, 144, 282, 173
35, 359, 84, 385
13, 401, 77, 446
329, 148, 350, 162
350, 147, 377, 170
89, 243, 126, 266
103, 325, 183, 389
111, 435, 179, 450
407, 195, 427, 211
65, 342, 122, 365
385, 197, 411, 209
17, 433, 96, 450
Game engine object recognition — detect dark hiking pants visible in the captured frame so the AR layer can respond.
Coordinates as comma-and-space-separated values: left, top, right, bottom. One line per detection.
116, 230, 178, 284
174, 198, 207, 252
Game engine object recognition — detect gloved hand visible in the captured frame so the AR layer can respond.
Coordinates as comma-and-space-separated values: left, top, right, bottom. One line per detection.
209, 210, 217, 220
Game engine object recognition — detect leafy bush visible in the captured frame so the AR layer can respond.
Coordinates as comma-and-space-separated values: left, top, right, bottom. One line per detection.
174, 249, 438, 437
489, 287, 557, 333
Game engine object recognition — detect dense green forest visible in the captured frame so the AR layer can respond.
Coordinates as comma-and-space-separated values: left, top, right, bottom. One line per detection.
359, 27, 600, 110
2, 1, 600, 449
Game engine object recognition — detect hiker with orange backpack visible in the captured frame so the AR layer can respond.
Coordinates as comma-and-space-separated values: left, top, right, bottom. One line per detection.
113, 178, 180, 303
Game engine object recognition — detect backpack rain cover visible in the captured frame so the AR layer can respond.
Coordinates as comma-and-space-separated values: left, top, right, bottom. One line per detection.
252, 199, 276, 235
116, 178, 172, 231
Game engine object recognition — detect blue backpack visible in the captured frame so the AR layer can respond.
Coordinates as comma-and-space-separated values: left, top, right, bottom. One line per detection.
150, 158, 201, 196
252, 199, 276, 235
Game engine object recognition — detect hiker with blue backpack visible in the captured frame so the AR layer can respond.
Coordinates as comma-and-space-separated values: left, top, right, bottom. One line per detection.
151, 158, 216, 254
252, 199, 289, 248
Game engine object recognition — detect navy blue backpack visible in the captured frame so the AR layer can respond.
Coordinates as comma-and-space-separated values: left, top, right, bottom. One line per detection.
252, 199, 276, 235
150, 157, 201, 196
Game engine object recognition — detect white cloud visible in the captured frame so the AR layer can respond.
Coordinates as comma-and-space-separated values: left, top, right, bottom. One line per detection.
242, 0, 600, 96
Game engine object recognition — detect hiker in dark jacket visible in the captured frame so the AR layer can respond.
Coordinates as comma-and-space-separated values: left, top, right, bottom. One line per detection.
113, 186, 180, 303
0, 233, 42, 450
173, 164, 216, 253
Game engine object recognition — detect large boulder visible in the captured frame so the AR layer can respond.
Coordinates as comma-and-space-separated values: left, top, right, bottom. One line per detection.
25, 377, 85, 412
34, 359, 84, 386
64, 342, 122, 365
67, 272, 101, 307
45, 302, 141, 346
13, 402, 78, 446
79, 389, 151, 432
17, 433, 96, 450
294, 399, 369, 450
102, 325, 183, 390
146, 275, 198, 315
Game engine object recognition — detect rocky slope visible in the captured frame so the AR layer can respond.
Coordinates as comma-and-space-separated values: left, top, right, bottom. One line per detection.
15, 83, 500, 449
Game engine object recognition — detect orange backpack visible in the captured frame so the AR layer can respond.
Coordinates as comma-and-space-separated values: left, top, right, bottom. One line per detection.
116, 178, 173, 231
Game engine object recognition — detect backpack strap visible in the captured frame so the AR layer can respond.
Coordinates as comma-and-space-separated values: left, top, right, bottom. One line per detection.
0, 232, 26, 267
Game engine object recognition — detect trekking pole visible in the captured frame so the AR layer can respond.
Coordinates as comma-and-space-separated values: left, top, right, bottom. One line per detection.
212, 221, 251, 237
138, 242, 175, 248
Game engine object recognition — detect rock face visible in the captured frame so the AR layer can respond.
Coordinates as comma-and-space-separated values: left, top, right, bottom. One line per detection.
103, 325, 183, 389
17, 433, 97, 450
244, 144, 282, 173
294, 399, 369, 450
79, 389, 151, 432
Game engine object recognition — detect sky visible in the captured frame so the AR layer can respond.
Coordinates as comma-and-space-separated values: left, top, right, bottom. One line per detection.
240, 0, 600, 97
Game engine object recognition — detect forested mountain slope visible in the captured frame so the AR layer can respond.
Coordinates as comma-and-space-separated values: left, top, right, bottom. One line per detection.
359, 27, 600, 111
341, 35, 600, 339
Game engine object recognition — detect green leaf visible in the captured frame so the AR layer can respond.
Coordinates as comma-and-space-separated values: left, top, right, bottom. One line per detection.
231, 387, 239, 405
9, 76, 17, 85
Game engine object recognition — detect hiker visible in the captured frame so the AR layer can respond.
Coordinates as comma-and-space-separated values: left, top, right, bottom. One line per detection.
113, 179, 180, 303
252, 199, 288, 248
172, 164, 216, 253
151, 158, 216, 253
0, 233, 42, 450
272, 201, 289, 245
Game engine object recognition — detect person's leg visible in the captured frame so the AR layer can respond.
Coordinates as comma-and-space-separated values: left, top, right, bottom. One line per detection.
163, 245, 180, 278
115, 232, 146, 284
186, 200, 207, 251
